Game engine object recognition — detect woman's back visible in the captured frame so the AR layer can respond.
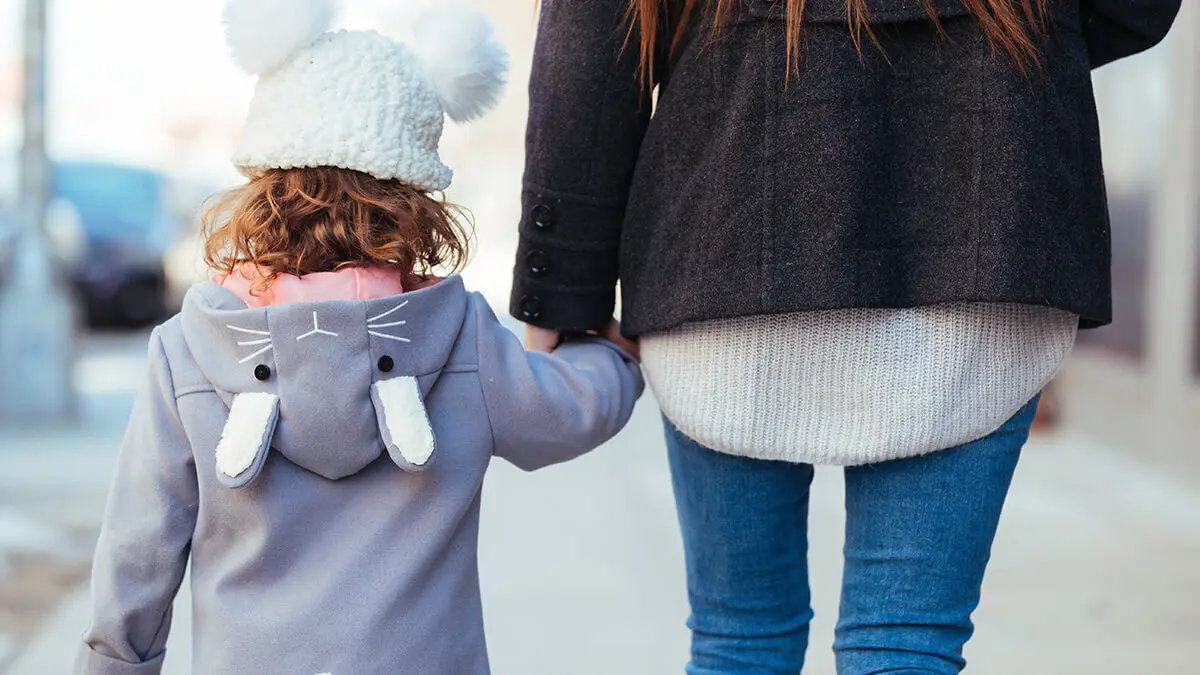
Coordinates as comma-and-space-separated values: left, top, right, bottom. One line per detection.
514, 0, 1178, 336
628, 1, 1108, 334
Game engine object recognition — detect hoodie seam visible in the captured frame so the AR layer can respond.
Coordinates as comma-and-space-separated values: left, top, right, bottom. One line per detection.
476, 373, 497, 458
175, 386, 217, 399
181, 366, 470, 402
472, 304, 499, 458
153, 330, 184, 426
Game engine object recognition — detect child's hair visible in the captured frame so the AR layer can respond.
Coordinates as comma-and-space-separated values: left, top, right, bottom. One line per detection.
202, 167, 472, 293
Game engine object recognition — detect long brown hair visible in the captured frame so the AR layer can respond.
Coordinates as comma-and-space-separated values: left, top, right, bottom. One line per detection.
627, 0, 1050, 84
202, 167, 472, 294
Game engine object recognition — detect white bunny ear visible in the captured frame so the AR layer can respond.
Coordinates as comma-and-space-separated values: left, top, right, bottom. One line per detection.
409, 2, 509, 123
224, 0, 336, 75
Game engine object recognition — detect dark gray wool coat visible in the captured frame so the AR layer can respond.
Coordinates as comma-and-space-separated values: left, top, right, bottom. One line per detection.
510, 0, 1182, 336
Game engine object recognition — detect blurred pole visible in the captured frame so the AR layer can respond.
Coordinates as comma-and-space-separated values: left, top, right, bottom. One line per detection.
0, 0, 75, 423
1146, 2, 1200, 407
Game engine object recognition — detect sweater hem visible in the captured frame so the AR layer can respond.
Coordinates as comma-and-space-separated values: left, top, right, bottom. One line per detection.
661, 412, 1013, 468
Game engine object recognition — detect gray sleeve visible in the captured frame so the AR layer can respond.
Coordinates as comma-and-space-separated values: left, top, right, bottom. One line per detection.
76, 328, 198, 675
476, 299, 644, 471
1082, 0, 1182, 68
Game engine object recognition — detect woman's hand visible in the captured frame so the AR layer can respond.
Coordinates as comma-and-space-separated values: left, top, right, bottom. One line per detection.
524, 325, 561, 353
598, 320, 641, 362
524, 320, 640, 362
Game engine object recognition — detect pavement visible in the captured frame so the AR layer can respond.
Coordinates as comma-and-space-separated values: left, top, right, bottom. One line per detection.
2, 329, 1200, 675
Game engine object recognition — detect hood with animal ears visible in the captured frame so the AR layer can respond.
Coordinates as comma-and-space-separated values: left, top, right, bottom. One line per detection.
179, 276, 468, 486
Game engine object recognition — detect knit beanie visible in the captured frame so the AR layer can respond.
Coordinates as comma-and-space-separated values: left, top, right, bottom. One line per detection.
223, 0, 508, 192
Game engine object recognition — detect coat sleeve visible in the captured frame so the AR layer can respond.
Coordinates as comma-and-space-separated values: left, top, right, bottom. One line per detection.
76, 328, 199, 675
509, 0, 657, 332
1081, 0, 1182, 68
477, 299, 644, 471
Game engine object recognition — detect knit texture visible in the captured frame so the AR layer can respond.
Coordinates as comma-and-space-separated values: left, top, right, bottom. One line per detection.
234, 30, 452, 191
642, 303, 1077, 466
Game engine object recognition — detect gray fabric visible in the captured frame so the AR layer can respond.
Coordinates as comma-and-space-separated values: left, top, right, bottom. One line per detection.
76, 276, 644, 675
510, 0, 1181, 336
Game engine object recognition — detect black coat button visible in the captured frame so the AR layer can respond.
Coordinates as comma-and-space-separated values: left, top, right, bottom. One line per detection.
519, 295, 543, 320
254, 364, 271, 381
378, 355, 394, 373
530, 204, 554, 229
526, 250, 550, 276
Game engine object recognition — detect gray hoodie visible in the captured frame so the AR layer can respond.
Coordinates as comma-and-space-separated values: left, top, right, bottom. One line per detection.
76, 276, 643, 675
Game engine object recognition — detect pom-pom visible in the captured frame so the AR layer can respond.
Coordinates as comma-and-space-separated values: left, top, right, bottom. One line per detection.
409, 2, 509, 123
224, 0, 336, 75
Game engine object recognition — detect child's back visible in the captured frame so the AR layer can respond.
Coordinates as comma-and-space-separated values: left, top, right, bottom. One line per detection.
75, 2, 643, 673
81, 275, 640, 675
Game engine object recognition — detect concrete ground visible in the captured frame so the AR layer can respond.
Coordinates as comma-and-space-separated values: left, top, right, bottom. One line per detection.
2, 329, 1199, 675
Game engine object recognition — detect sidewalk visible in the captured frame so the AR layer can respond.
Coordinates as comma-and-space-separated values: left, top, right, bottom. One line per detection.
6, 353, 1200, 673
0, 332, 146, 531
0, 332, 141, 673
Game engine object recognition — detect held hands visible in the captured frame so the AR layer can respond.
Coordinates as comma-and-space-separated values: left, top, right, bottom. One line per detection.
596, 320, 641, 362
524, 320, 641, 362
523, 324, 560, 353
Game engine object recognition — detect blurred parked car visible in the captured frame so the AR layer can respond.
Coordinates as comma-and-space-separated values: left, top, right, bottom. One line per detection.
52, 160, 181, 327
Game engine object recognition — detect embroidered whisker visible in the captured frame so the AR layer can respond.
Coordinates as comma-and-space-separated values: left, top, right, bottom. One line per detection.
238, 344, 274, 364
369, 331, 412, 343
368, 301, 409, 323
367, 320, 407, 329
237, 338, 273, 346
227, 325, 271, 336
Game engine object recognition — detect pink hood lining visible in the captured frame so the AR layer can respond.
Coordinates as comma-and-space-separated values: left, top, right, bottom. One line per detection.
214, 267, 438, 307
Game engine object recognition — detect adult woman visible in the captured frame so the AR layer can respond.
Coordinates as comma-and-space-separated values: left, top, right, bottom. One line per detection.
512, 1, 1180, 672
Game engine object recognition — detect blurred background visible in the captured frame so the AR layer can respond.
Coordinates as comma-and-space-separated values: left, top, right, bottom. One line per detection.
0, 1, 1197, 674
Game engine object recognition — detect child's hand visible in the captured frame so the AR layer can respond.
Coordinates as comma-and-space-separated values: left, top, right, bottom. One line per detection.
524, 320, 640, 362
597, 319, 640, 362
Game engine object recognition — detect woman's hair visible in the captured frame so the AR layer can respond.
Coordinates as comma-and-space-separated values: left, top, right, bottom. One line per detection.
627, 0, 1050, 84
202, 167, 471, 293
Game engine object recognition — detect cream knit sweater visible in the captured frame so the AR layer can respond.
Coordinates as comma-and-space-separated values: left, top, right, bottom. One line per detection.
641, 303, 1077, 466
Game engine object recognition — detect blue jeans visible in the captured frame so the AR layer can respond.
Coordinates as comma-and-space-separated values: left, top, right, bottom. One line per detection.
665, 397, 1039, 675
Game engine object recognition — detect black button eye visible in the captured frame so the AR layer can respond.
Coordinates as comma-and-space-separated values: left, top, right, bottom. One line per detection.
519, 295, 543, 320
526, 250, 549, 276
378, 355, 394, 373
530, 203, 554, 229
254, 364, 271, 381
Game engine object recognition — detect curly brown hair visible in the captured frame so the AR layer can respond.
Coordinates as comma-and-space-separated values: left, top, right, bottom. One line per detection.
202, 167, 472, 293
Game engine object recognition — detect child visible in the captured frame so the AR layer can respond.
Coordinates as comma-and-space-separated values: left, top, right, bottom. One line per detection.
75, 1, 643, 673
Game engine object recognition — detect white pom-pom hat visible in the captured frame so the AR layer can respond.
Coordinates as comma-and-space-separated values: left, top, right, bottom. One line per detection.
224, 0, 508, 192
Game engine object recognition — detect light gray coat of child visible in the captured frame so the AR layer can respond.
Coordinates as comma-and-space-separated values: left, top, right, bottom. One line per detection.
76, 276, 643, 674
